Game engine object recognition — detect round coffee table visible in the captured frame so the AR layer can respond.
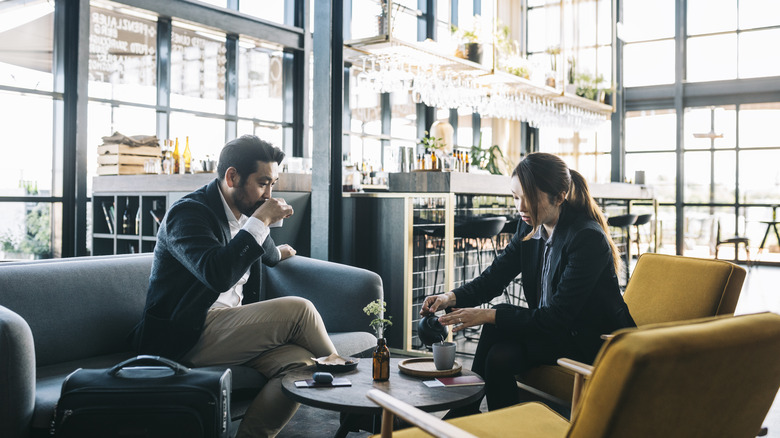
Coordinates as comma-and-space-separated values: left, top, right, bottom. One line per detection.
282, 357, 484, 437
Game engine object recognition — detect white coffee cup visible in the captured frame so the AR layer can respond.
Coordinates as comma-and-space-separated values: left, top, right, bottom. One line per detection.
432, 341, 456, 370
269, 219, 283, 228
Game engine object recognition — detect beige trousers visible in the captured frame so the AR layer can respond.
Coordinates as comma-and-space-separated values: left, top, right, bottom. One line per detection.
181, 296, 337, 438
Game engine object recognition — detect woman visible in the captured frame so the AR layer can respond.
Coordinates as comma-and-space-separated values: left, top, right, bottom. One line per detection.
421, 152, 635, 414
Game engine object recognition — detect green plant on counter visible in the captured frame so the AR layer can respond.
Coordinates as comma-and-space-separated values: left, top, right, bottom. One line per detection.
450, 15, 482, 44
575, 72, 605, 101
470, 139, 512, 176
419, 131, 445, 150
363, 299, 392, 338
545, 45, 561, 72
495, 24, 530, 79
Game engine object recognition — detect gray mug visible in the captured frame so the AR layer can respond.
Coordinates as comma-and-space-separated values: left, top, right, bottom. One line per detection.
432, 341, 456, 370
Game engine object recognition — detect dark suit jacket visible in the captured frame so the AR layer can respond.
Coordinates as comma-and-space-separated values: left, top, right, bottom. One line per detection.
128, 179, 281, 360
453, 202, 635, 363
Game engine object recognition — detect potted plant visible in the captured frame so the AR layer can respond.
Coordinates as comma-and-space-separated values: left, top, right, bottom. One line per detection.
363, 299, 392, 381
565, 56, 577, 94
363, 299, 393, 339
451, 16, 483, 64
545, 46, 561, 88
575, 72, 605, 101
469, 140, 512, 176
495, 24, 530, 79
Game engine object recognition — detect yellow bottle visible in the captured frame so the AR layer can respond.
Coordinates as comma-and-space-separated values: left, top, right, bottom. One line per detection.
173, 138, 181, 174
183, 136, 192, 174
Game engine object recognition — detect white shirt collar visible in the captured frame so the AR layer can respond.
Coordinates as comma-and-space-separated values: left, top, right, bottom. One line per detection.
530, 225, 554, 243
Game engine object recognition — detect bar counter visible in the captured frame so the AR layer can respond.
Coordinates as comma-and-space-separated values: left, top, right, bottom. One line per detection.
91, 173, 312, 256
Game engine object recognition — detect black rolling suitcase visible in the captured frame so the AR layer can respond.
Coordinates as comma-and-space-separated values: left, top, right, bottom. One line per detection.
52, 355, 231, 438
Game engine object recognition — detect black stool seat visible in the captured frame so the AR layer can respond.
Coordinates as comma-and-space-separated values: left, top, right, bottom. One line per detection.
632, 213, 654, 256
607, 214, 638, 287
607, 214, 638, 228
634, 213, 652, 227
454, 216, 507, 239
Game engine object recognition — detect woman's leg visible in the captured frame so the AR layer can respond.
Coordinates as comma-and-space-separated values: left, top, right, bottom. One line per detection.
444, 323, 523, 418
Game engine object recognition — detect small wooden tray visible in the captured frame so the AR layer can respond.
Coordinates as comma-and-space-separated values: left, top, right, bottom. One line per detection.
398, 358, 462, 378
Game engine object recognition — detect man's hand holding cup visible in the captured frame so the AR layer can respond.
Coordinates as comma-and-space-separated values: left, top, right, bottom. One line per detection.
252, 198, 293, 228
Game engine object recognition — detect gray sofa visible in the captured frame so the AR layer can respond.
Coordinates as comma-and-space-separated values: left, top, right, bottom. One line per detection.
0, 253, 382, 438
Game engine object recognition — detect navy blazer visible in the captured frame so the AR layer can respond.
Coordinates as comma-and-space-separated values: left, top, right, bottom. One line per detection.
129, 179, 280, 360
453, 202, 635, 362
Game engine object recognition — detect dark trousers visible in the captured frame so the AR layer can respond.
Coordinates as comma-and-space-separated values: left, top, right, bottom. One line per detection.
447, 312, 588, 417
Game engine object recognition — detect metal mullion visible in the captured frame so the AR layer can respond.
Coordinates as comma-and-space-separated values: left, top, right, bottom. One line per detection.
296, 0, 312, 158
281, 51, 296, 155
115, 0, 305, 50
610, 0, 624, 183
0, 85, 63, 99
381, 93, 391, 169
59, 0, 90, 257
236, 118, 294, 128
311, 0, 344, 261
156, 17, 172, 141
674, 0, 686, 255
225, 34, 238, 142
0, 197, 64, 203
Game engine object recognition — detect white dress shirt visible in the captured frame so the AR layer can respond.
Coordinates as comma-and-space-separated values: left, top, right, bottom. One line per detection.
210, 188, 278, 309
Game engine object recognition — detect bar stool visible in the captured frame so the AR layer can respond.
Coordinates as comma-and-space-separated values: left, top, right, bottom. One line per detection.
452, 216, 506, 343
500, 216, 524, 306
632, 213, 653, 256
607, 213, 638, 286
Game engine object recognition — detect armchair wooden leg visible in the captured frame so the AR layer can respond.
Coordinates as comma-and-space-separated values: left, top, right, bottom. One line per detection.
571, 373, 583, 420
558, 358, 593, 421
381, 410, 394, 438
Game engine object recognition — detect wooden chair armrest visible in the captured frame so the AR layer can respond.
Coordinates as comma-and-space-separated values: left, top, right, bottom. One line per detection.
366, 389, 478, 438
557, 358, 594, 378
557, 358, 595, 419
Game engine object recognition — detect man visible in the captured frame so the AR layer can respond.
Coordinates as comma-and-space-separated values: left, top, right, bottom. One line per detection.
129, 135, 337, 437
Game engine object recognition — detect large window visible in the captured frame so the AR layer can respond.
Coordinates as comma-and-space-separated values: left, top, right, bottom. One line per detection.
687, 0, 780, 82
621, 0, 675, 87
528, 0, 613, 177
0, 0, 306, 259
0, 0, 57, 259
623, 0, 780, 264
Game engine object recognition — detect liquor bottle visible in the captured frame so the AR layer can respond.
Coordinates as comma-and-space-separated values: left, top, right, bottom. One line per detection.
173, 138, 181, 174
372, 337, 390, 381
464, 151, 470, 173
122, 206, 130, 235
183, 136, 192, 174
162, 140, 173, 175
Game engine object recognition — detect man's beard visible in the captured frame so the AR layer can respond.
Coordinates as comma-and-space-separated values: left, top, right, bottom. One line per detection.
233, 188, 263, 217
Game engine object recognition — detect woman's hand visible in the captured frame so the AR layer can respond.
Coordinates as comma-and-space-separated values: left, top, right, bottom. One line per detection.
420, 292, 455, 315
438, 308, 496, 333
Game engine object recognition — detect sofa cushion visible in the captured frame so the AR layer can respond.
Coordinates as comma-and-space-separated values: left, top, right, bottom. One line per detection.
1, 254, 151, 367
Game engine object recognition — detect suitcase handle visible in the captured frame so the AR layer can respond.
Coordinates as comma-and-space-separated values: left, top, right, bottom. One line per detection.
108, 355, 190, 376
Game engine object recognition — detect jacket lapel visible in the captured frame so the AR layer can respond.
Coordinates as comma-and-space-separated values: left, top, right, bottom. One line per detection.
204, 178, 232, 245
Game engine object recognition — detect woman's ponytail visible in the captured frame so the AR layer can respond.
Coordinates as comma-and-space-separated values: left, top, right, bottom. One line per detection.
569, 169, 623, 275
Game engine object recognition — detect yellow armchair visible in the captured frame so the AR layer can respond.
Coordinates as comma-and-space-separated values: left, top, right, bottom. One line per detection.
517, 252, 747, 408
368, 312, 780, 438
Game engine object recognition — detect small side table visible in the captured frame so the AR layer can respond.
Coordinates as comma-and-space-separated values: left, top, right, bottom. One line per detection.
281, 358, 484, 438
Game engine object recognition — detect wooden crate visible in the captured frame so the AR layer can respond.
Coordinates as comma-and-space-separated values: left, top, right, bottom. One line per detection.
97, 144, 161, 175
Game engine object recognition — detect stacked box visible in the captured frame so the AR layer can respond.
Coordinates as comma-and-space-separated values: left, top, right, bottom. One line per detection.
97, 144, 161, 175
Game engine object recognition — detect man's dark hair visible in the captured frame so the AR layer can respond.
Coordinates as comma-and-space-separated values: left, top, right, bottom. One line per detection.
217, 135, 285, 183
